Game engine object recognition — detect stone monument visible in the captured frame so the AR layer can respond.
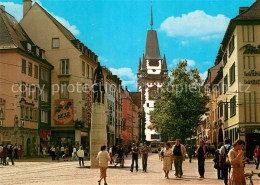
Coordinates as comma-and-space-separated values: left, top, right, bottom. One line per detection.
90, 62, 107, 168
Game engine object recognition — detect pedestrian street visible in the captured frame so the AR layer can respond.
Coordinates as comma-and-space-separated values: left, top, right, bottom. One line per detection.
0, 153, 259, 185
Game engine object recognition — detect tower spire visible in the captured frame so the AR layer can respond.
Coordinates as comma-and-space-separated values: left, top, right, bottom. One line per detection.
150, 1, 153, 30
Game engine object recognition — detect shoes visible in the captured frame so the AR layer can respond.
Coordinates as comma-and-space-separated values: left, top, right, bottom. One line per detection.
130, 169, 133, 172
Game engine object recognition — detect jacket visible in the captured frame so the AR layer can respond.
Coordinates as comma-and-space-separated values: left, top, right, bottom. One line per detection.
77, 149, 84, 158
172, 144, 186, 158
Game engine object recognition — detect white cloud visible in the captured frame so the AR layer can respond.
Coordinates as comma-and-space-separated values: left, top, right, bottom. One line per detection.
200, 71, 208, 81
99, 56, 108, 63
0, 1, 80, 35
180, 41, 188, 45
200, 34, 222, 40
170, 59, 196, 68
160, 10, 229, 39
0, 2, 23, 21
110, 67, 137, 88
50, 13, 79, 35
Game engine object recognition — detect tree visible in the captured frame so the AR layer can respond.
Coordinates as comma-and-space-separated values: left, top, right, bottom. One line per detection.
150, 60, 208, 142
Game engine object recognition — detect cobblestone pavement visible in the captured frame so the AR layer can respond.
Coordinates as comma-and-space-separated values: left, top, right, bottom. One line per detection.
1, 154, 260, 185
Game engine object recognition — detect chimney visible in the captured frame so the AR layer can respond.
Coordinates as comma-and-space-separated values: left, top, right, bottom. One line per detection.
239, 7, 248, 14
0, 5, 5, 11
23, 0, 32, 17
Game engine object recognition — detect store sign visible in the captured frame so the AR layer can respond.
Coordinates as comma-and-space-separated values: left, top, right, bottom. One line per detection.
40, 129, 51, 138
241, 44, 260, 54
253, 129, 260, 134
244, 70, 260, 76
244, 79, 260, 84
54, 99, 74, 125
244, 70, 260, 84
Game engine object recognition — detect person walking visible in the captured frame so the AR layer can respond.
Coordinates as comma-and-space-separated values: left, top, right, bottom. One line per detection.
130, 143, 139, 172
2, 147, 7, 166
0, 145, 3, 165
71, 146, 77, 161
97, 145, 110, 185
77, 146, 84, 167
219, 138, 232, 185
228, 139, 246, 185
255, 146, 260, 170
187, 145, 193, 163
14, 144, 18, 159
196, 139, 207, 178
161, 142, 173, 179
141, 142, 149, 172
172, 139, 186, 178
214, 146, 223, 179
18, 145, 23, 159
109, 146, 114, 164
50, 145, 56, 160
42, 146, 47, 158
114, 146, 124, 167
7, 145, 14, 165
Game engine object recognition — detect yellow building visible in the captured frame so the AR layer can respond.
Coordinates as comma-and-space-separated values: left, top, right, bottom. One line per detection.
213, 1, 260, 158
20, 1, 98, 148
0, 5, 53, 156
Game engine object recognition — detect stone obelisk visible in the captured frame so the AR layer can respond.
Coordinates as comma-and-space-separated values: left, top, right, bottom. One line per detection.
90, 62, 107, 168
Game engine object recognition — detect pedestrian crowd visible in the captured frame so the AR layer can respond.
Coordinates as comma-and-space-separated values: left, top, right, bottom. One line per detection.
0, 143, 22, 167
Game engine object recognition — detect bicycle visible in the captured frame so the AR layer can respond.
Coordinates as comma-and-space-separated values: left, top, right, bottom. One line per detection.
244, 171, 260, 185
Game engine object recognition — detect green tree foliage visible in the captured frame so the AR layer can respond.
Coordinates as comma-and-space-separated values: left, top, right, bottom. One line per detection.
150, 60, 208, 142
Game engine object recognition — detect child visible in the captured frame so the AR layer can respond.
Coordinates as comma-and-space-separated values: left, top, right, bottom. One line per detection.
97, 145, 110, 185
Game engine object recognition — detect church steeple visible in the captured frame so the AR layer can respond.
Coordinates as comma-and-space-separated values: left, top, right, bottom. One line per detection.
150, 1, 153, 30
138, 57, 142, 73
162, 53, 168, 71
142, 53, 146, 70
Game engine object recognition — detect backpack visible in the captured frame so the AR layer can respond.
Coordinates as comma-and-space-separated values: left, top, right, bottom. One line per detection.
223, 145, 231, 165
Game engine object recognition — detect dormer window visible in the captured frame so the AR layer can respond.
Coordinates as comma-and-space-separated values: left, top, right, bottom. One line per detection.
36, 47, 39, 56
41, 50, 45, 59
27, 43, 32, 51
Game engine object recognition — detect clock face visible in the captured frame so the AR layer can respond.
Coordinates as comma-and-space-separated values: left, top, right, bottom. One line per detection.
149, 60, 159, 66
149, 86, 160, 100
150, 90, 159, 100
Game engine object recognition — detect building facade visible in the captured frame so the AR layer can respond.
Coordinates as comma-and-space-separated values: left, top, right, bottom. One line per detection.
122, 87, 140, 146
137, 5, 168, 141
20, 1, 98, 149
204, 1, 260, 159
0, 5, 53, 156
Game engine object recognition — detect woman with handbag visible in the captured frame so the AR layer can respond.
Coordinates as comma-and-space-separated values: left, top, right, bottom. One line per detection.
162, 142, 173, 179
228, 139, 246, 185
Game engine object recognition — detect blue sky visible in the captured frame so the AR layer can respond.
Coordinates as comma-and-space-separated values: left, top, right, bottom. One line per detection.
0, 0, 256, 91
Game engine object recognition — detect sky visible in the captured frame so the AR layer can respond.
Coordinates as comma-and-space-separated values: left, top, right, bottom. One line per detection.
0, 0, 256, 91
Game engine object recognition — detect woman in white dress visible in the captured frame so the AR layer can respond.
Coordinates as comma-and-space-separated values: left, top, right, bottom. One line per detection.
162, 142, 173, 179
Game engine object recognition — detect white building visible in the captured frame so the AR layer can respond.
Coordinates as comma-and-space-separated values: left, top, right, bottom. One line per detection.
137, 5, 168, 141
